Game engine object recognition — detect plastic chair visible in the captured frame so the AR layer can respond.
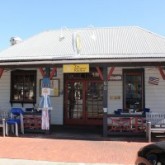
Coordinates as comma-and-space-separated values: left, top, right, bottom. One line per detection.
6, 108, 24, 136
142, 108, 150, 115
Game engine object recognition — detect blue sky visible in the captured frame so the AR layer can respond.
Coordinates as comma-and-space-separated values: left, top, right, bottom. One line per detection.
0, 0, 165, 51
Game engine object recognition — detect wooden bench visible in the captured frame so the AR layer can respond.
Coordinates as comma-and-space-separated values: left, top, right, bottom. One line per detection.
146, 112, 165, 142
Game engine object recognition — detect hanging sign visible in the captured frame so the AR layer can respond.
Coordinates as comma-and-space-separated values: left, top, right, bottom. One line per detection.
109, 74, 122, 81
72, 32, 82, 55
63, 64, 89, 73
42, 88, 50, 96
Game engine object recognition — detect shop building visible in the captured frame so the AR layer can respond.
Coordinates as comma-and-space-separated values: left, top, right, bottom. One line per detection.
0, 26, 165, 133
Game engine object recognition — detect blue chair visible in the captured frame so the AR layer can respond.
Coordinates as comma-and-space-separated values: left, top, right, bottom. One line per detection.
143, 108, 150, 115
114, 109, 123, 115
6, 108, 24, 136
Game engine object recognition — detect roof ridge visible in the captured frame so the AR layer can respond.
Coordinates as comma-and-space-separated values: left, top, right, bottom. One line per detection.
41, 25, 139, 32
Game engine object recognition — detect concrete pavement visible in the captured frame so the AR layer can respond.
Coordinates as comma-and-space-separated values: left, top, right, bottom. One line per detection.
0, 158, 113, 165
0, 136, 149, 165
1, 158, 131, 165
1, 125, 160, 165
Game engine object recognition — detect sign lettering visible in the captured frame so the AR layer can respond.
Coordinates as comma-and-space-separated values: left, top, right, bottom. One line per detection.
63, 64, 89, 73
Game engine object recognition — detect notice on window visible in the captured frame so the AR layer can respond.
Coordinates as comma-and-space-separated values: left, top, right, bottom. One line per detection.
63, 64, 89, 73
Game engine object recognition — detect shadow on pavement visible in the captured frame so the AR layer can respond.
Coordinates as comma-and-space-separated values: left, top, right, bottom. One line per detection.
18, 125, 152, 143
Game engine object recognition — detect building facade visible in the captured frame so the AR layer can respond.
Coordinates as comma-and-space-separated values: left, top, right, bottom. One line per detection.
0, 26, 165, 130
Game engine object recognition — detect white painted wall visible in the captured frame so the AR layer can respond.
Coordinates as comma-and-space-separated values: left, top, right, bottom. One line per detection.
145, 67, 165, 113
0, 70, 11, 112
0, 68, 64, 125
36, 67, 64, 125
49, 68, 63, 125
108, 67, 123, 114
108, 66, 165, 114
1, 66, 165, 125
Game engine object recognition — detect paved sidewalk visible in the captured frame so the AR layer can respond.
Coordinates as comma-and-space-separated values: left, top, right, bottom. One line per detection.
2, 159, 136, 165
0, 158, 112, 165
0, 136, 149, 165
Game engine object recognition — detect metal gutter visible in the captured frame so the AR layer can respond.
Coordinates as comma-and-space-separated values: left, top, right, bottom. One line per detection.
0, 58, 165, 67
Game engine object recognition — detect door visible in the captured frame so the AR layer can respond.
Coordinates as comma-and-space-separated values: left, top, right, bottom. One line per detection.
65, 81, 84, 124
123, 69, 144, 112
64, 80, 103, 125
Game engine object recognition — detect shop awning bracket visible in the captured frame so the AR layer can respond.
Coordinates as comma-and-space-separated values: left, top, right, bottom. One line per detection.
158, 66, 165, 80
107, 67, 115, 81
50, 67, 57, 80
39, 68, 46, 77
96, 67, 115, 81
39, 67, 57, 79
0, 68, 4, 78
96, 67, 103, 80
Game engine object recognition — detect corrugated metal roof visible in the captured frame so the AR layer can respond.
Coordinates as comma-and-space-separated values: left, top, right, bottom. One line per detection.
0, 26, 165, 63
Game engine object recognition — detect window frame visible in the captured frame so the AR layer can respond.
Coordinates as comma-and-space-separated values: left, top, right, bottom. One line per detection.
10, 70, 37, 106
123, 69, 145, 112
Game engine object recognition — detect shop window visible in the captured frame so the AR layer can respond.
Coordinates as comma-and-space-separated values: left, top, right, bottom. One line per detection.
10, 70, 37, 106
123, 69, 144, 112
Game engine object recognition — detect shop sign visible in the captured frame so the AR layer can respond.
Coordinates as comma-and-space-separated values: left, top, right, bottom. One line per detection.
72, 32, 81, 54
63, 64, 89, 73
109, 74, 122, 81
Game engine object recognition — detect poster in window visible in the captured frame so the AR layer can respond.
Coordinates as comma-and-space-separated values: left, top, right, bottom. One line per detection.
40, 79, 59, 97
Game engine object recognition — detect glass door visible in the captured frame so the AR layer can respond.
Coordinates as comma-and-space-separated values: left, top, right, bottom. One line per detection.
64, 80, 103, 125
123, 69, 144, 112
65, 81, 84, 123
86, 81, 103, 121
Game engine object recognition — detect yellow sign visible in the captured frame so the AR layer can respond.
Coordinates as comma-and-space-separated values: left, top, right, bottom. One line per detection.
75, 33, 81, 54
63, 64, 89, 73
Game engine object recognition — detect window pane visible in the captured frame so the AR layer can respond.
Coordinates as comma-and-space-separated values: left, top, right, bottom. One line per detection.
10, 70, 36, 104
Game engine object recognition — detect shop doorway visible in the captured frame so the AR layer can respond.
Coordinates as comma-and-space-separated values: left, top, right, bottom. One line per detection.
64, 78, 103, 126
123, 69, 144, 112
